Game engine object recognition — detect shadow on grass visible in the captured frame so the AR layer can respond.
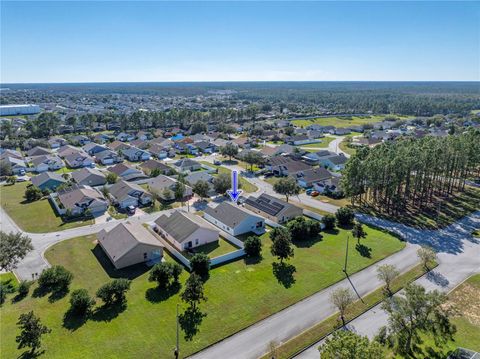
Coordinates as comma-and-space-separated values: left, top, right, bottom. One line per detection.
62, 309, 88, 331
91, 302, 127, 323
244, 255, 263, 265
272, 262, 296, 288
179, 306, 207, 341
17, 349, 45, 359
323, 228, 340, 235
32, 285, 69, 303
355, 243, 372, 258
293, 234, 323, 248
91, 245, 149, 280
145, 282, 181, 303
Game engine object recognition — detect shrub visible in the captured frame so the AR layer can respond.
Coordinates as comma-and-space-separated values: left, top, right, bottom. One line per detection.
244, 236, 262, 257
286, 216, 322, 241
24, 186, 42, 202
321, 214, 336, 230
17, 280, 32, 298
335, 207, 355, 227
96, 279, 131, 305
38, 265, 73, 291
190, 253, 210, 278
69, 289, 95, 315
148, 262, 183, 289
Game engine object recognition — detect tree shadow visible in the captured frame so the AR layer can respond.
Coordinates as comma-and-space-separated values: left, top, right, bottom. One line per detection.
12, 292, 28, 303
31, 285, 69, 303
323, 228, 339, 235
272, 262, 296, 288
293, 234, 323, 248
90, 302, 126, 323
426, 271, 450, 287
17, 349, 45, 359
62, 309, 88, 331
145, 282, 181, 303
179, 306, 207, 341
244, 255, 263, 265
355, 243, 372, 258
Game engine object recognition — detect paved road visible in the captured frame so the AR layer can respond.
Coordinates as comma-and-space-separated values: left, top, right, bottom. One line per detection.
295, 211, 480, 359
0, 205, 179, 280
189, 211, 480, 359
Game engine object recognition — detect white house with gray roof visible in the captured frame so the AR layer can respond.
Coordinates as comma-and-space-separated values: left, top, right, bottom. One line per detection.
108, 180, 152, 209
203, 202, 265, 236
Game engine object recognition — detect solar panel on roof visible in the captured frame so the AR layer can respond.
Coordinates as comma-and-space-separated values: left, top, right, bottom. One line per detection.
246, 196, 285, 216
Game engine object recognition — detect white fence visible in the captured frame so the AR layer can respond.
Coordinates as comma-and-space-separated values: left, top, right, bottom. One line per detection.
147, 226, 191, 270
210, 249, 245, 267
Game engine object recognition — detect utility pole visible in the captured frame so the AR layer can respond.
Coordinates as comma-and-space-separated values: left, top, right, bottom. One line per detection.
174, 303, 179, 359
343, 235, 349, 274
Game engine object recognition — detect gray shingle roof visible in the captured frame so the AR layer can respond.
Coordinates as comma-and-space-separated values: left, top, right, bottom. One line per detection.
155, 210, 216, 243
204, 202, 259, 228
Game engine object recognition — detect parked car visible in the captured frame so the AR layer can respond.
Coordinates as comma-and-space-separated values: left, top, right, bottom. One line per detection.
213, 160, 222, 166
126, 205, 136, 215
310, 191, 320, 197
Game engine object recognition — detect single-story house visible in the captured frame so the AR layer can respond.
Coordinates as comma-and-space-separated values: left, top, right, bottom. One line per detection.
71, 135, 91, 146
294, 167, 333, 188
2, 156, 27, 175
122, 147, 151, 162
30, 155, 65, 173
173, 158, 202, 173
203, 202, 265, 236
244, 193, 303, 224
148, 143, 170, 159
144, 175, 193, 201
136, 131, 150, 141
195, 141, 216, 154
93, 133, 111, 144
65, 153, 95, 169
285, 135, 320, 146
107, 140, 131, 152
56, 185, 108, 216
313, 175, 343, 194
266, 156, 311, 177
31, 172, 67, 191
108, 163, 147, 181
71, 167, 107, 187
0, 148, 23, 160
320, 154, 348, 171
83, 142, 108, 156
139, 159, 173, 176
98, 221, 164, 269
154, 210, 219, 251
185, 171, 216, 196
48, 137, 67, 149
116, 132, 135, 142
27, 146, 51, 157
109, 180, 153, 208
95, 149, 124, 165
57, 145, 83, 158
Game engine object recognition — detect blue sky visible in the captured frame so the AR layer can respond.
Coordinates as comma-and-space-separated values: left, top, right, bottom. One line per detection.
1, 1, 479, 83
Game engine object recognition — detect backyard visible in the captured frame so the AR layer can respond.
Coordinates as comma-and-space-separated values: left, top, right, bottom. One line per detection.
0, 224, 405, 359
199, 161, 258, 193
0, 182, 94, 233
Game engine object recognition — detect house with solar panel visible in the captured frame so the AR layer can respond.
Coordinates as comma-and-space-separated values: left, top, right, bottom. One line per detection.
244, 193, 303, 224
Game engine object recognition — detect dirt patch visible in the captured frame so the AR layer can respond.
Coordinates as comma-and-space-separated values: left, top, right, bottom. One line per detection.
445, 283, 480, 326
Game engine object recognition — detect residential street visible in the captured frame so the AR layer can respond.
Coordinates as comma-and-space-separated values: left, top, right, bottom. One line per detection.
294, 211, 480, 358
189, 211, 480, 359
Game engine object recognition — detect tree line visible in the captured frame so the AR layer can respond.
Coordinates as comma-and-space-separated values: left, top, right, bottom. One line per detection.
342, 129, 480, 215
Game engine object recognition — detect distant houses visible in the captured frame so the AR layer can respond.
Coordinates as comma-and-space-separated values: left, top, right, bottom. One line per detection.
108, 180, 152, 209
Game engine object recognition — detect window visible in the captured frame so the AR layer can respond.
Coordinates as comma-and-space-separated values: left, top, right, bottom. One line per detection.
143, 252, 147, 259
195, 239, 199, 245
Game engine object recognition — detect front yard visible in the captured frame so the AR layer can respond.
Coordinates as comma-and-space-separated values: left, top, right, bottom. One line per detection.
0, 224, 405, 358
0, 183, 94, 233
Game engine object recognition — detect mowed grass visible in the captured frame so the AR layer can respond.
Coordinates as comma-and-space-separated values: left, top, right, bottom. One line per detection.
292, 115, 412, 129
0, 183, 94, 233
298, 136, 336, 149
0, 225, 404, 359
182, 237, 240, 259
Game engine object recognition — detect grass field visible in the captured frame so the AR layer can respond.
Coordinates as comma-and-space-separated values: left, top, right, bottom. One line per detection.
182, 237, 239, 259
292, 115, 385, 128
338, 136, 357, 156
0, 224, 404, 359
0, 183, 94, 233
313, 195, 351, 207
298, 136, 335, 149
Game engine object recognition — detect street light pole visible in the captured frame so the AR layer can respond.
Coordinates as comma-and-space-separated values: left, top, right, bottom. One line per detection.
343, 235, 349, 274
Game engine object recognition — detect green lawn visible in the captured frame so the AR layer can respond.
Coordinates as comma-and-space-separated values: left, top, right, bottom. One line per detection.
182, 238, 239, 259
0, 183, 94, 233
292, 115, 412, 129
0, 224, 404, 359
338, 135, 357, 156
313, 195, 351, 207
54, 167, 76, 174
199, 161, 258, 193
298, 136, 336, 149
